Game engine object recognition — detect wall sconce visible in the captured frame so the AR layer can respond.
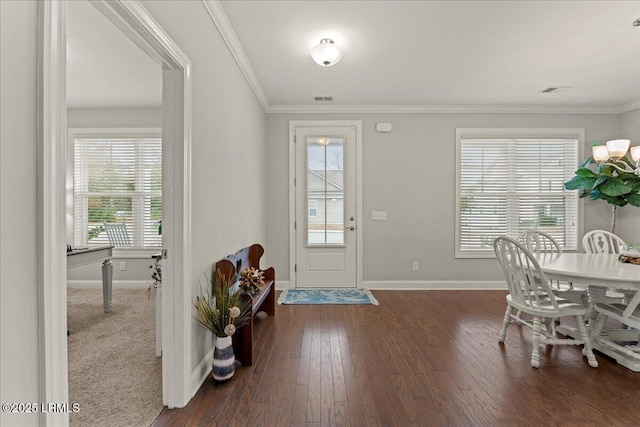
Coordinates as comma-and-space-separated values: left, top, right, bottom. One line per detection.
310, 38, 343, 67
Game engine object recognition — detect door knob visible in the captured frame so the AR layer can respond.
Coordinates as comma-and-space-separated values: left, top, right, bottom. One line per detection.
345, 225, 355, 231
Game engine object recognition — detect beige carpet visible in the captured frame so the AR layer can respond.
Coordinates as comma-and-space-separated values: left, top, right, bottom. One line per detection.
67, 288, 163, 427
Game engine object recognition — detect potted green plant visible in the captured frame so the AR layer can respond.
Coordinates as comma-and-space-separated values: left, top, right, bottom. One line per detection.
193, 270, 251, 382
564, 152, 640, 233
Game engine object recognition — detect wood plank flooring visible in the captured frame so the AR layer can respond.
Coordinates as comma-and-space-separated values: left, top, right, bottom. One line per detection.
153, 290, 640, 427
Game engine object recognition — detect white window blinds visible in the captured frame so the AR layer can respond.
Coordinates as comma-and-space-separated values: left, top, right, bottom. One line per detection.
73, 137, 162, 248
456, 136, 578, 256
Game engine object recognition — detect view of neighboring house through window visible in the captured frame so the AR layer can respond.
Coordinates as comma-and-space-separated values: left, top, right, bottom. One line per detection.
307, 136, 345, 245
72, 134, 162, 249
456, 129, 580, 257
308, 199, 318, 217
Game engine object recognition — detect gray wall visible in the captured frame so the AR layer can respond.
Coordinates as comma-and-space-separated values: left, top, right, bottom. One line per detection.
267, 112, 638, 283
617, 108, 640, 243
1, 1, 267, 421
68, 107, 162, 128
1, 1, 40, 425
141, 0, 267, 375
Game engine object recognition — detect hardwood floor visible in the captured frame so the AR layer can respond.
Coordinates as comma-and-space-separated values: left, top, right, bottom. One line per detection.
154, 290, 640, 427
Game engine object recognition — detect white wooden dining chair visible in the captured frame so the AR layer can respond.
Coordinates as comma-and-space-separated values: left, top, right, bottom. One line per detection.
582, 230, 629, 305
493, 236, 598, 368
582, 230, 626, 254
524, 230, 562, 256
104, 222, 131, 247
524, 231, 586, 302
590, 292, 640, 362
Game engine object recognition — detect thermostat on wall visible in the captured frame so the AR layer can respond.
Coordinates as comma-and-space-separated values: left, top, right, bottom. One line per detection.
375, 123, 392, 133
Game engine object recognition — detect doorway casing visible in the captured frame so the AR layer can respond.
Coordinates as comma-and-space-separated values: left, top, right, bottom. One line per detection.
38, 1, 192, 424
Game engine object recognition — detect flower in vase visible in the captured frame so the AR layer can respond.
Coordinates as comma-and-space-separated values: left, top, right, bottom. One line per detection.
229, 306, 241, 319
193, 269, 251, 337
224, 324, 236, 336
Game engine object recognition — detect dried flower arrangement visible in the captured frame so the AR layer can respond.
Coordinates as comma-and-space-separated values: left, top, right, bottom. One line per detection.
147, 255, 162, 299
239, 267, 265, 296
193, 269, 252, 337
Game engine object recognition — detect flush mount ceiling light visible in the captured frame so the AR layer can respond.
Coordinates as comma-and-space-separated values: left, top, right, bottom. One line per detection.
310, 38, 343, 67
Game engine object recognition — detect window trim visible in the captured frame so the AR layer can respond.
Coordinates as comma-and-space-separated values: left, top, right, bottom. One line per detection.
455, 128, 584, 259
67, 128, 162, 250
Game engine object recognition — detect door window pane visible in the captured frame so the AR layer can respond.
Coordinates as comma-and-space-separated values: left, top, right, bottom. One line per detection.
307, 136, 344, 245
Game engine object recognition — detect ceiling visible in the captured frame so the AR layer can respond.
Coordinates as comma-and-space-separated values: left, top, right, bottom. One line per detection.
67, 0, 640, 113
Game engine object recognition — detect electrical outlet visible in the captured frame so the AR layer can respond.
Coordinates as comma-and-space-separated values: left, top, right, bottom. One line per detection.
119, 261, 127, 271
412, 261, 419, 271
372, 211, 387, 220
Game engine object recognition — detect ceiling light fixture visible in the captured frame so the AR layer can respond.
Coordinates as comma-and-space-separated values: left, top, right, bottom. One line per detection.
634, 18, 640, 26
311, 38, 342, 67
592, 139, 640, 176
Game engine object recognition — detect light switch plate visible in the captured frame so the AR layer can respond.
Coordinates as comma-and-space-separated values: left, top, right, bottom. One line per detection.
372, 211, 387, 220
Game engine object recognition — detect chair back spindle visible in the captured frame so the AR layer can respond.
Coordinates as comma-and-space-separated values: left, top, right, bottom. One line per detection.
582, 230, 626, 254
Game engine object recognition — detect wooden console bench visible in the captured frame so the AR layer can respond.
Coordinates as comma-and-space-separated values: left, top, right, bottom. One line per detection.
215, 243, 275, 366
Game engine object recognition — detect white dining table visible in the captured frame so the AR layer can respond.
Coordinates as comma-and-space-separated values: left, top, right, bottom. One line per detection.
536, 252, 640, 371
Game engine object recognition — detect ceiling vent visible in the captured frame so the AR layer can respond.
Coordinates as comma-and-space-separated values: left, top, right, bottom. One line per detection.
313, 96, 333, 102
539, 86, 571, 94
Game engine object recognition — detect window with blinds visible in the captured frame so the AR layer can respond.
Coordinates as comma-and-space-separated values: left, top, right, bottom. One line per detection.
456, 131, 579, 257
73, 136, 162, 248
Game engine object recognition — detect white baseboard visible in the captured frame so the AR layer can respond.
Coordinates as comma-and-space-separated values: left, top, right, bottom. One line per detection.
275, 280, 505, 290
363, 280, 507, 290
67, 280, 150, 290
191, 348, 213, 398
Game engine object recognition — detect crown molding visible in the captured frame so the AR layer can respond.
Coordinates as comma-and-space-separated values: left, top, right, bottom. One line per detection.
200, 0, 638, 117
266, 103, 630, 115
202, 0, 269, 112
617, 100, 640, 114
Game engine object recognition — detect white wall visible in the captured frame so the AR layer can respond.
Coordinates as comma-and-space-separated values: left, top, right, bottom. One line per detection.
267, 112, 630, 284
0, 1, 41, 426
140, 0, 267, 378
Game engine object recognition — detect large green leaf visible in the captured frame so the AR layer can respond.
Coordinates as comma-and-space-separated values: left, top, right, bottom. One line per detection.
595, 164, 613, 177
602, 194, 627, 206
564, 176, 597, 190
593, 175, 608, 188
599, 180, 632, 197
629, 180, 640, 191
626, 193, 640, 207
574, 168, 596, 177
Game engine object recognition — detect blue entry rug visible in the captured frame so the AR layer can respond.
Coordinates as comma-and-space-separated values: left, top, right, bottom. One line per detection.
277, 288, 379, 305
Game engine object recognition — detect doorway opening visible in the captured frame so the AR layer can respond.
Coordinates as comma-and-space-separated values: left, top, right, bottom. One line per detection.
38, 2, 192, 423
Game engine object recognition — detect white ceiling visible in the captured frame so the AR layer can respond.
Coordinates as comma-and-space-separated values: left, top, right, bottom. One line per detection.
66, 0, 640, 112
221, 0, 640, 111
66, 0, 161, 108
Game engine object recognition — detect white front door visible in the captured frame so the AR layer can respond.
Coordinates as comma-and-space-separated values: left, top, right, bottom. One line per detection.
293, 124, 358, 288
